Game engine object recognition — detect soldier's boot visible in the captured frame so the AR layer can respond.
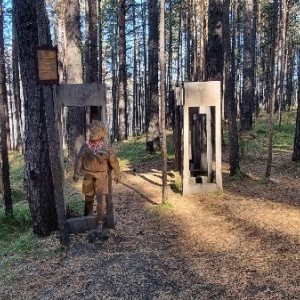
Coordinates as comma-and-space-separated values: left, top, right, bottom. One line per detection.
94, 194, 108, 237
84, 196, 94, 216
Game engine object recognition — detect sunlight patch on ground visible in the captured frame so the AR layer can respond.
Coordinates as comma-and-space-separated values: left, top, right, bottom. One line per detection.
226, 200, 300, 240
117, 165, 300, 283
165, 196, 277, 277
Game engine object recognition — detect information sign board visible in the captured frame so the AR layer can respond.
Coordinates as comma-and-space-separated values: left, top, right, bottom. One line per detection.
36, 45, 59, 85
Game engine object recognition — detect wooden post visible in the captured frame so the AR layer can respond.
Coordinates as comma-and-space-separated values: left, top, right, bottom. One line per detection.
43, 86, 69, 246
105, 168, 115, 228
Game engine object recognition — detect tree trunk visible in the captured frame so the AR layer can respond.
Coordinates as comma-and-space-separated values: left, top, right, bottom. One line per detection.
199, 0, 206, 81
146, 0, 159, 153
133, 3, 138, 135
265, 0, 279, 178
111, 34, 118, 139
175, 2, 183, 86
85, 0, 98, 84
185, 0, 191, 81
206, 0, 223, 151
85, 0, 101, 124
167, 0, 173, 104
36, 0, 69, 246
98, 0, 103, 83
292, 51, 300, 162
241, 0, 256, 131
64, 0, 85, 171
160, 0, 167, 203
256, 0, 263, 116
13, 0, 58, 236
286, 45, 294, 109
224, 0, 240, 175
0, 0, 12, 215
277, 0, 287, 126
206, 0, 223, 81
118, 0, 127, 140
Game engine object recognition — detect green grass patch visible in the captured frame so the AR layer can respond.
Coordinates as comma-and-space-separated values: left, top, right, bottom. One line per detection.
7, 152, 27, 204
273, 122, 295, 151
0, 153, 62, 281
256, 177, 271, 185
237, 111, 296, 159
228, 170, 249, 181
170, 180, 182, 193
213, 189, 224, 196
149, 201, 173, 217
113, 135, 157, 168
65, 176, 85, 216
113, 132, 175, 169
0, 203, 60, 281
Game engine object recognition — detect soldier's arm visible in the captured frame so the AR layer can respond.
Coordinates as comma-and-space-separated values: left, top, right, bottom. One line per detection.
108, 148, 120, 183
94, 149, 109, 164
73, 144, 86, 181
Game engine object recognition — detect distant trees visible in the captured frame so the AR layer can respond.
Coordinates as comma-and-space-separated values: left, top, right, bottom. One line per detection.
3, 0, 300, 154
2, 0, 300, 237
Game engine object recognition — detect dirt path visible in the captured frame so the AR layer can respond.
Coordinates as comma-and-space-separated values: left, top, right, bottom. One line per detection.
1, 155, 300, 299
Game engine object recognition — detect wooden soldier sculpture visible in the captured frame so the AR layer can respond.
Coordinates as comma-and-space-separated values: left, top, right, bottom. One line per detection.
73, 120, 120, 236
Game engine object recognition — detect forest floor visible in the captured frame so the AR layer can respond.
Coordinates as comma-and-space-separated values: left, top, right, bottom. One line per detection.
1, 148, 300, 300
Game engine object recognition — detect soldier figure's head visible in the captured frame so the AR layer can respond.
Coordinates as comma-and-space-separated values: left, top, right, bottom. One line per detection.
90, 120, 106, 142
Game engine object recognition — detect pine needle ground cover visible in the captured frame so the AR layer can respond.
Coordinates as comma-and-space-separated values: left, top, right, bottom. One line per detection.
1, 113, 300, 299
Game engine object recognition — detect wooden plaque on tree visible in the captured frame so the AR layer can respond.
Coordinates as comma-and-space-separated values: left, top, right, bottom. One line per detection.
36, 45, 59, 85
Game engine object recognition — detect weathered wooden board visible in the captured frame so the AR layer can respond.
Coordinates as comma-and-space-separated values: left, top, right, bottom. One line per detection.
67, 216, 98, 234
56, 83, 106, 107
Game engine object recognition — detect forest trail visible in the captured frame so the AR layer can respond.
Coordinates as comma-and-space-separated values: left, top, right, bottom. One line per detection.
1, 153, 300, 300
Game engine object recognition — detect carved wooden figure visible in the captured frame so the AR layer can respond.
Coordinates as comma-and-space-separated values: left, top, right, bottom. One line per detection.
73, 120, 120, 236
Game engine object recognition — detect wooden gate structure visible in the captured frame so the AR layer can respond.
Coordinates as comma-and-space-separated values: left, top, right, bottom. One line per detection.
53, 83, 114, 238
36, 48, 112, 244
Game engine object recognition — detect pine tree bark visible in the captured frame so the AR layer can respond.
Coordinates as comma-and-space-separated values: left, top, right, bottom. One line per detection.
277, 0, 287, 125
132, 3, 138, 135
0, 0, 12, 215
185, 0, 191, 81
160, 0, 167, 203
199, 0, 206, 81
292, 51, 300, 162
265, 0, 279, 178
146, 0, 159, 152
85, 0, 101, 123
206, 0, 223, 81
12, 7, 23, 154
85, 0, 98, 84
36, 0, 69, 246
118, 0, 127, 140
206, 0, 223, 152
241, 0, 256, 131
224, 0, 240, 175
98, 0, 103, 83
13, 0, 58, 236
64, 0, 85, 170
